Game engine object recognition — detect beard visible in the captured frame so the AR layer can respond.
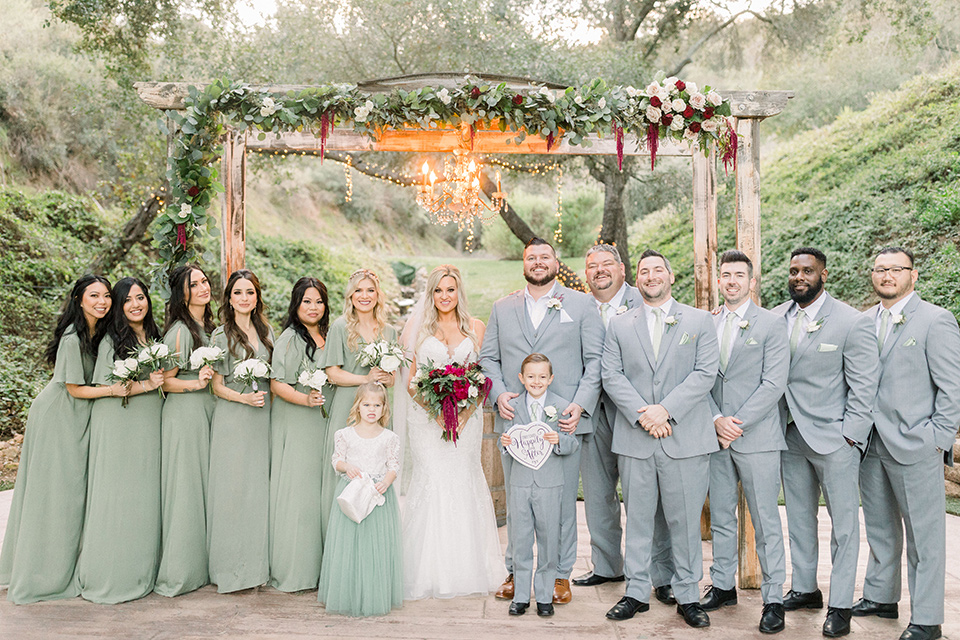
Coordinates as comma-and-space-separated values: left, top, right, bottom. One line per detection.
524, 264, 559, 287
874, 280, 912, 300
788, 277, 823, 305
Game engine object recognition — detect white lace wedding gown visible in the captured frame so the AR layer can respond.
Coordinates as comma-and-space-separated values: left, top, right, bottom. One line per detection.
401, 336, 504, 600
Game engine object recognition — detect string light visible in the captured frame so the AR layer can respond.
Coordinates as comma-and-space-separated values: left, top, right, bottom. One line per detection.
344, 156, 353, 202
553, 165, 564, 246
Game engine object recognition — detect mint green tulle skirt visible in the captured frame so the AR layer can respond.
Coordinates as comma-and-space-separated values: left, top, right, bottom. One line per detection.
317, 477, 403, 617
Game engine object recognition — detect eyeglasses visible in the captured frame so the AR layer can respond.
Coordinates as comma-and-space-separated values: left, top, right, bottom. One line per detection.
871, 266, 913, 275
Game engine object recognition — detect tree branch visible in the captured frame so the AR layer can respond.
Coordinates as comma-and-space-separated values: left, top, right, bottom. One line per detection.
88, 183, 167, 274
667, 9, 770, 76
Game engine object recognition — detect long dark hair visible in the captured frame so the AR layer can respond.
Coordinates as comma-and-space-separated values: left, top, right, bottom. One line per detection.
45, 274, 112, 365
165, 264, 216, 349
108, 277, 162, 359
219, 269, 273, 360
282, 277, 330, 361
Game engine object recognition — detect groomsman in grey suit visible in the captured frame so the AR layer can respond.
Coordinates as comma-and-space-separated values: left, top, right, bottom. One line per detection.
852, 247, 960, 640
772, 247, 879, 638
701, 250, 789, 634
573, 244, 677, 606
602, 249, 719, 628
479, 237, 604, 604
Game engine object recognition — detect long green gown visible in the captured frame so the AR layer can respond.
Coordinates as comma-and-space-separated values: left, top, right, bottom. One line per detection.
268, 327, 331, 592
206, 326, 273, 593
0, 331, 93, 604
77, 334, 163, 604
154, 321, 216, 597
319, 318, 396, 537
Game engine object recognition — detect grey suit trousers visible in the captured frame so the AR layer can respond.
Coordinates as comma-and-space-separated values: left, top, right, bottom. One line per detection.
501, 449, 515, 573
708, 448, 785, 603
581, 402, 674, 583
558, 437, 582, 578
781, 423, 860, 608
860, 435, 946, 625
619, 451, 709, 605
510, 484, 562, 605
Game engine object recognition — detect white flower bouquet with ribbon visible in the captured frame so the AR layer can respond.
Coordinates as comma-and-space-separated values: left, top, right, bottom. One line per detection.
108, 357, 140, 407
357, 339, 409, 373
297, 365, 329, 418
188, 345, 225, 393
233, 357, 272, 393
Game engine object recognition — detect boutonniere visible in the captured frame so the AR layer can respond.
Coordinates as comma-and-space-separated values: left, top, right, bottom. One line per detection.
616, 305, 629, 315
546, 295, 564, 312
892, 313, 905, 326
543, 405, 558, 422
806, 319, 824, 333
664, 315, 678, 327
738, 319, 750, 332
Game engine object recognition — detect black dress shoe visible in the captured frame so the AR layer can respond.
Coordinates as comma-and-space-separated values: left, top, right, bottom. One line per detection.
654, 584, 677, 605
783, 588, 824, 611
536, 602, 555, 617
676, 602, 711, 628
759, 603, 786, 634
508, 601, 528, 616
899, 624, 942, 640
822, 607, 852, 637
572, 571, 625, 587
851, 597, 899, 619
699, 585, 738, 611
605, 596, 649, 620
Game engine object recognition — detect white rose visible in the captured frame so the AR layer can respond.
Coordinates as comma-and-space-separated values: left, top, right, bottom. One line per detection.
152, 344, 169, 358
672, 99, 686, 113
353, 106, 369, 121
437, 88, 451, 105
379, 354, 401, 373
259, 97, 278, 117
364, 100, 374, 110
138, 349, 153, 363
645, 106, 662, 123
468, 385, 479, 398
701, 118, 719, 133
598, 97, 606, 109
689, 93, 707, 110
707, 90, 723, 107
477, 373, 486, 384
189, 351, 204, 369
645, 81, 661, 97
363, 343, 378, 356
685, 81, 698, 95
625, 86, 639, 98
574, 95, 584, 106
298, 371, 311, 387
670, 117, 685, 131
543, 406, 558, 419
311, 370, 328, 387
112, 360, 131, 378
253, 361, 269, 378
656, 88, 671, 104
663, 76, 679, 91
538, 86, 556, 103
683, 127, 698, 140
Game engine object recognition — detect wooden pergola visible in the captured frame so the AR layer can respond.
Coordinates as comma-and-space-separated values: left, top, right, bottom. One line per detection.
136, 73, 793, 588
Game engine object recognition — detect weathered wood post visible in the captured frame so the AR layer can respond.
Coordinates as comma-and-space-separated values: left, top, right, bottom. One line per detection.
220, 127, 247, 279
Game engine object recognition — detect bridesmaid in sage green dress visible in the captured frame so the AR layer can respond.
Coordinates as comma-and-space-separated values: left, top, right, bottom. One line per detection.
0, 275, 116, 604
154, 264, 218, 597
321, 269, 396, 537
269, 277, 332, 591
78, 277, 166, 604
208, 269, 274, 593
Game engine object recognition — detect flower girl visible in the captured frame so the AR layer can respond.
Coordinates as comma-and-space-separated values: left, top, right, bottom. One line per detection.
318, 382, 403, 616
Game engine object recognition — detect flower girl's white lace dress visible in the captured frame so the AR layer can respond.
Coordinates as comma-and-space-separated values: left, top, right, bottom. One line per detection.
401, 336, 504, 599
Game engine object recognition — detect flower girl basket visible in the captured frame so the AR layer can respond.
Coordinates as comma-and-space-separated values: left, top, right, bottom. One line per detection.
336, 472, 386, 523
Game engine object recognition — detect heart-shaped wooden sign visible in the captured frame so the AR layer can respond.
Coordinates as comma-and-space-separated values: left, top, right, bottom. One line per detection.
505, 422, 553, 470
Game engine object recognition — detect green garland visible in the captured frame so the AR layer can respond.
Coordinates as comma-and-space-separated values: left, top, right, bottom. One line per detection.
156, 74, 736, 278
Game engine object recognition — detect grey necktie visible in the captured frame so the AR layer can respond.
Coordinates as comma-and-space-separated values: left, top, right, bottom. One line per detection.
789, 309, 806, 356
532, 402, 543, 422
720, 312, 736, 371
600, 302, 611, 328
878, 308, 891, 353
652, 308, 663, 360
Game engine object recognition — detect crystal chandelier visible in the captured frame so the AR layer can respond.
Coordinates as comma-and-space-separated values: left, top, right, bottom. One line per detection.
416, 149, 506, 230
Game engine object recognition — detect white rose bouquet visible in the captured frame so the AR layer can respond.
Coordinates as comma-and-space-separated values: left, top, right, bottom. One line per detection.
108, 357, 140, 407
188, 345, 225, 394
136, 341, 170, 399
297, 365, 329, 418
357, 339, 409, 373
233, 358, 272, 394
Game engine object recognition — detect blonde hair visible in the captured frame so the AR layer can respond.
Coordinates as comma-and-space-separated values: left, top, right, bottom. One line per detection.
347, 382, 391, 427
417, 264, 479, 350
342, 269, 389, 350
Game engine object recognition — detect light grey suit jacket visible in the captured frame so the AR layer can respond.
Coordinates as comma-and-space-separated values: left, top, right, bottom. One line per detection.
872, 294, 960, 466
597, 285, 646, 428
708, 302, 790, 453
772, 291, 880, 455
480, 284, 604, 434
602, 301, 721, 460
500, 390, 580, 487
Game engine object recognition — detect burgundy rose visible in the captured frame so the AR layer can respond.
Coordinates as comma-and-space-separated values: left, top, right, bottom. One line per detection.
675, 80, 686, 92
683, 106, 695, 118
433, 383, 442, 395
650, 96, 662, 108
662, 113, 674, 125
689, 121, 702, 133
703, 108, 715, 120
471, 86, 481, 99
187, 186, 200, 198
512, 93, 524, 106
453, 380, 470, 401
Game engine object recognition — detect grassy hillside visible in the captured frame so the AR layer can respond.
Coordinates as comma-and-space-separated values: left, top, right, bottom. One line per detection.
631, 62, 960, 319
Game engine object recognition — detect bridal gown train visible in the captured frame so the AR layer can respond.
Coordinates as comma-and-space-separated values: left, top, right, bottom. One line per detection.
402, 336, 504, 600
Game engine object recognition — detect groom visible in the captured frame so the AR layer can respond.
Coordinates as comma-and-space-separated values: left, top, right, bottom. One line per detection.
480, 237, 604, 605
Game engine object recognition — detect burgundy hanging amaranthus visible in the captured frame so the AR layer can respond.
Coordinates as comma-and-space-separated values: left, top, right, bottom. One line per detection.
319, 111, 330, 163
546, 130, 555, 152
614, 123, 624, 171
441, 395, 459, 445
646, 123, 660, 171
721, 120, 739, 175
176, 223, 187, 249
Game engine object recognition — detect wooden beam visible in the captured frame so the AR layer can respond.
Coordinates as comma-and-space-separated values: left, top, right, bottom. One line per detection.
692, 147, 718, 311
220, 128, 247, 280
134, 80, 793, 118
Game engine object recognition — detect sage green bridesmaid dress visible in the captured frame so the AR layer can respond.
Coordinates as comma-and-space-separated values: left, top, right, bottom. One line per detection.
0, 331, 93, 603
268, 327, 331, 591
154, 321, 216, 597
206, 326, 273, 593
77, 334, 163, 604
319, 318, 396, 537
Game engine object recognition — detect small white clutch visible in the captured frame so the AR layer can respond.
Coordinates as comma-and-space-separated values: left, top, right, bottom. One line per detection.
337, 472, 385, 524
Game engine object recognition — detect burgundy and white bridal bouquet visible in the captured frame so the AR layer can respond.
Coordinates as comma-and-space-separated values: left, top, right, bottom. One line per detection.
357, 339, 408, 373
411, 360, 492, 445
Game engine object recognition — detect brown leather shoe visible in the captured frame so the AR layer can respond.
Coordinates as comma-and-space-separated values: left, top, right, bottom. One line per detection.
552, 578, 572, 604
495, 574, 514, 600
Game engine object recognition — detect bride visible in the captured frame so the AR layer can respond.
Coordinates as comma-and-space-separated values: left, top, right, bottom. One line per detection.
396, 265, 503, 600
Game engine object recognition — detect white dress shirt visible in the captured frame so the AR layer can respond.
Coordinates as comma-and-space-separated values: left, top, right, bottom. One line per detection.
716, 300, 752, 366
642, 298, 674, 344
875, 291, 914, 346
524, 281, 559, 331
786, 293, 827, 349
594, 284, 628, 329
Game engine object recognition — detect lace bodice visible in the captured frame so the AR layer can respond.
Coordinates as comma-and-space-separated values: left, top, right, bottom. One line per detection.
416, 335, 477, 369
331, 427, 401, 482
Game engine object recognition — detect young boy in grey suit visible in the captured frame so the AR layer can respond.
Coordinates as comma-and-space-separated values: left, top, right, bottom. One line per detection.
499, 353, 579, 617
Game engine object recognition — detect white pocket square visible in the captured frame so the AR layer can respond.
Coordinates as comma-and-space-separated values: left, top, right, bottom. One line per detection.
678, 332, 694, 345
902, 337, 917, 347
817, 343, 838, 352
745, 338, 759, 346
559, 309, 574, 323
